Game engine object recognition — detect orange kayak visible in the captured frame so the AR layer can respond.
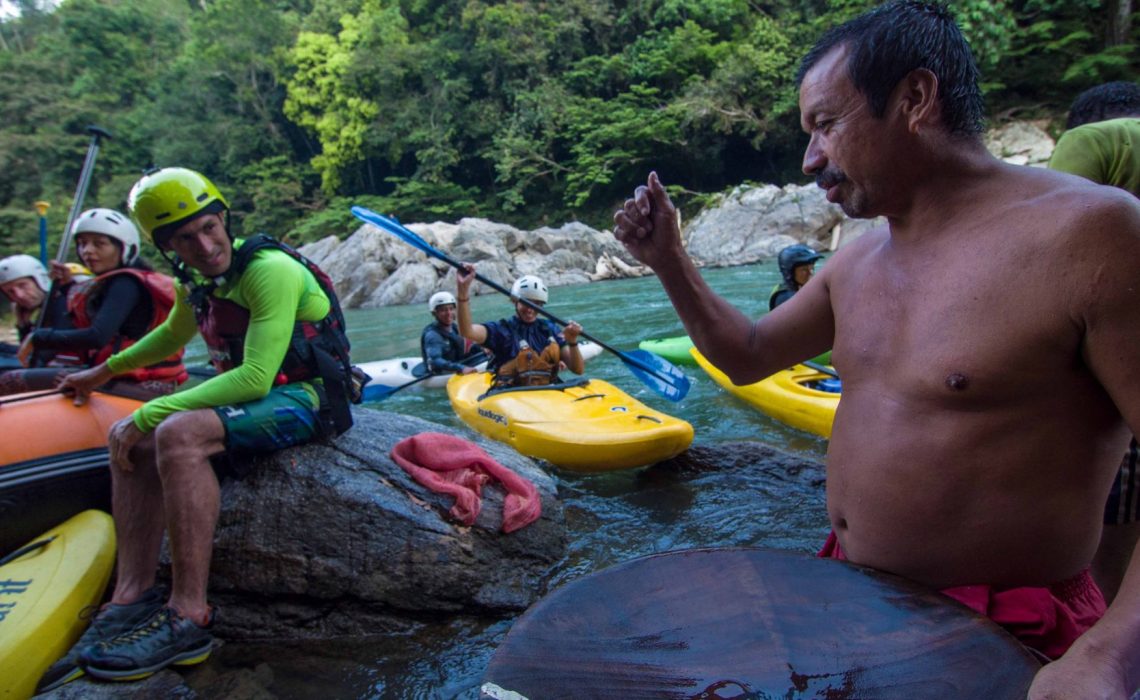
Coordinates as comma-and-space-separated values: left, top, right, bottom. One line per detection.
0, 391, 141, 555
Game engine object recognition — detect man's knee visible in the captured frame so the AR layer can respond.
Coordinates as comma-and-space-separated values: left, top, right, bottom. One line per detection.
153, 410, 225, 456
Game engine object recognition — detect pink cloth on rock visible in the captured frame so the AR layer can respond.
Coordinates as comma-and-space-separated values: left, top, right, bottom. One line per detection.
390, 432, 541, 532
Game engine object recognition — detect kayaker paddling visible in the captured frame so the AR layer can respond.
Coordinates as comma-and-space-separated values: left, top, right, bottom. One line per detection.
613, 2, 1140, 697
455, 265, 585, 389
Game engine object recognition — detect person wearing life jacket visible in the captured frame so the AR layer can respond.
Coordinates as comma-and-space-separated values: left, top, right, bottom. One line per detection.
421, 291, 485, 376
455, 265, 584, 388
1, 209, 188, 398
768, 244, 823, 311
45, 167, 359, 691
0, 253, 87, 370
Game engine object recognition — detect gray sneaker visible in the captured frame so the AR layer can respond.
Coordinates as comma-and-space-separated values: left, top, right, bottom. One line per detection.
79, 606, 215, 681
35, 587, 164, 694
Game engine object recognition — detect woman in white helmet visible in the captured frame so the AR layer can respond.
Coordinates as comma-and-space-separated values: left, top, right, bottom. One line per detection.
1, 208, 188, 397
455, 263, 585, 388
421, 291, 486, 376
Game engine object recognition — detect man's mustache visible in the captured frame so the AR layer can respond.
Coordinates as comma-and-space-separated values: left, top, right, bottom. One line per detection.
815, 168, 847, 189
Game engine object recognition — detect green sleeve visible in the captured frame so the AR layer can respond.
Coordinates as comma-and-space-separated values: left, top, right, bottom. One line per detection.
129, 251, 329, 433
106, 283, 198, 373
1048, 127, 1108, 183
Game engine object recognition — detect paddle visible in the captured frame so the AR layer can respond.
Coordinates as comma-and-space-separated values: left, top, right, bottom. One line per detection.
803, 360, 840, 379
33, 125, 112, 335
0, 388, 64, 406
365, 351, 489, 401
350, 206, 690, 402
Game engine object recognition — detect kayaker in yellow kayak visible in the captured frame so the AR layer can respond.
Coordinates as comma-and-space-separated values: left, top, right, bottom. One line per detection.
612, 2, 1140, 696
455, 265, 584, 388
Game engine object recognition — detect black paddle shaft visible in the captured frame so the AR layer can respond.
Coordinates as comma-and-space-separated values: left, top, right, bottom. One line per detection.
33, 125, 112, 335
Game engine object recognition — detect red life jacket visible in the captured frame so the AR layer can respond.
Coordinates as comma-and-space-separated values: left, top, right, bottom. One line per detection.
67, 268, 188, 383
184, 235, 358, 436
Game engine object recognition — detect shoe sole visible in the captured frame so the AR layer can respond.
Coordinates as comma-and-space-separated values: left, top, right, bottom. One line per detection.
82, 643, 213, 682
35, 665, 85, 694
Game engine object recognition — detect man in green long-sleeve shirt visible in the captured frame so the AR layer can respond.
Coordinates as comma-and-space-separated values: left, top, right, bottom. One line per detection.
40, 168, 355, 691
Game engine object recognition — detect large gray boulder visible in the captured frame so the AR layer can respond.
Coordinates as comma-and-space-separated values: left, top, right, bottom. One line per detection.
197, 408, 568, 640
302, 216, 644, 309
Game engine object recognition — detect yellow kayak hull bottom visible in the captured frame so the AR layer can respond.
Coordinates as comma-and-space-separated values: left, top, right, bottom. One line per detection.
448, 374, 694, 472
690, 349, 838, 439
0, 509, 116, 700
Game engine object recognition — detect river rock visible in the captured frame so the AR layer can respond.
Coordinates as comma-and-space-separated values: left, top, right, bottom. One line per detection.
40, 670, 197, 699
306, 216, 644, 309
984, 119, 1055, 166
165, 408, 566, 641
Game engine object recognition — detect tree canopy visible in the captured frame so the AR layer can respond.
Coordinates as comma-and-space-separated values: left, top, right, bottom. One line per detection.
0, 0, 1134, 255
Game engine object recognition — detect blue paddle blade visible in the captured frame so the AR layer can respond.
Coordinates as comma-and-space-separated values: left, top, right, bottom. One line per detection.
618, 349, 691, 402
352, 206, 436, 257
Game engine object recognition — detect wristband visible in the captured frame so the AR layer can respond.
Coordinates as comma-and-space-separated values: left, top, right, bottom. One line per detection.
567, 342, 578, 346
457, 297, 469, 302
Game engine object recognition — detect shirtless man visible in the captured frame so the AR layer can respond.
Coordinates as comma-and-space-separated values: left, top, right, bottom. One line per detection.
612, 2, 1140, 698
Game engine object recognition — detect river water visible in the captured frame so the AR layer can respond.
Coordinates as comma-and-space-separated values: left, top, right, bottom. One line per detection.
188, 261, 834, 699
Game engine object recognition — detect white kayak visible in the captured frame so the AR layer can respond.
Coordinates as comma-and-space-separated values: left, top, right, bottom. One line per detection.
359, 340, 602, 400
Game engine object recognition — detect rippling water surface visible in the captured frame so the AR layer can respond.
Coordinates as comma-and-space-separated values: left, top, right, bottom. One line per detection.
189, 261, 834, 698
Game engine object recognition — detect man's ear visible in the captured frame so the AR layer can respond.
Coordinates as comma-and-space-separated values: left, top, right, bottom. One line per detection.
891, 68, 940, 133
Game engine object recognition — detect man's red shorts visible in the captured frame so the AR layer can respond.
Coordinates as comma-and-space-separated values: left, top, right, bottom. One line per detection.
818, 532, 1105, 659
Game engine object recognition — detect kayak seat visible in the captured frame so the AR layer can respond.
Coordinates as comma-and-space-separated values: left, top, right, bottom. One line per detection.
479, 376, 591, 401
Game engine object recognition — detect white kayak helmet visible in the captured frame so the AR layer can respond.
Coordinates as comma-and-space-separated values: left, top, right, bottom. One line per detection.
429, 291, 457, 311
510, 275, 548, 303
71, 208, 141, 266
0, 254, 50, 293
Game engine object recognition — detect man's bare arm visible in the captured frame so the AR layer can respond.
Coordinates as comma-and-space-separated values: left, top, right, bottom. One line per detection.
1031, 191, 1140, 698
614, 171, 835, 383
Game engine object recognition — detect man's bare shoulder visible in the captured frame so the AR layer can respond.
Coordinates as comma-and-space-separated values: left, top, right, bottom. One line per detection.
817, 223, 889, 283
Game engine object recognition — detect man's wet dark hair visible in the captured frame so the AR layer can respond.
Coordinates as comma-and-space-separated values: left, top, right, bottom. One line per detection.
796, 1, 985, 137
1066, 82, 1140, 129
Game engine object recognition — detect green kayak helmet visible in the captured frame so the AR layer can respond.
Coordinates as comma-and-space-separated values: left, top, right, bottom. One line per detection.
128, 168, 229, 249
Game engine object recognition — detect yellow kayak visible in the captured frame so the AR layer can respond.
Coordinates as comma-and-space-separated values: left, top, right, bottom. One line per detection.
447, 373, 693, 472
690, 349, 839, 439
0, 510, 116, 700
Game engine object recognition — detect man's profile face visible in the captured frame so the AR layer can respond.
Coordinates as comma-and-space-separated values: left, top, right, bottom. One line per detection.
166, 213, 232, 278
799, 46, 888, 219
0, 277, 45, 310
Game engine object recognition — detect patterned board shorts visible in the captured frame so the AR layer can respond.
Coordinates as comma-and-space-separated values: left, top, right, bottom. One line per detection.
212, 382, 321, 454
1104, 438, 1139, 525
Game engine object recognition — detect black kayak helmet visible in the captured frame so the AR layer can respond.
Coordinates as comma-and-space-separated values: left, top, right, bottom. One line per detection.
777, 244, 823, 289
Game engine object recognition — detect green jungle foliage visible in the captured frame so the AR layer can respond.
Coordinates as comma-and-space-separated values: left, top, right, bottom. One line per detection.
0, 0, 1135, 256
